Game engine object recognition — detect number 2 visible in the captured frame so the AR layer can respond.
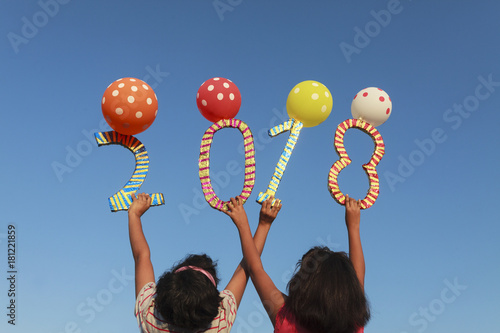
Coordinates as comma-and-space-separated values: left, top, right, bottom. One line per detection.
95, 131, 165, 212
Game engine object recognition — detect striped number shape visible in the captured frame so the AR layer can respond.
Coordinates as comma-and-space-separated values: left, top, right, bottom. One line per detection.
328, 119, 385, 209
199, 119, 256, 212
95, 131, 165, 212
256, 118, 303, 205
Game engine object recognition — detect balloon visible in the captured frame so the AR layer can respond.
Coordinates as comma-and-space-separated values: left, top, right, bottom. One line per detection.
351, 87, 392, 127
197, 77, 241, 122
286, 80, 333, 127
101, 78, 158, 135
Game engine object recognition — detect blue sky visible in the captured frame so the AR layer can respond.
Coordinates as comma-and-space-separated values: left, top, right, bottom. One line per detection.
1, 0, 499, 332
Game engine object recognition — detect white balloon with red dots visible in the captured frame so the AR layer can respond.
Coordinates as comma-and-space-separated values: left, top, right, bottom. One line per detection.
351, 87, 392, 127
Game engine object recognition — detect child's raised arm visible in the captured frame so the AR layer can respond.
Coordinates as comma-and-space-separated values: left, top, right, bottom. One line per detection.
129, 193, 155, 297
225, 197, 285, 325
345, 195, 365, 290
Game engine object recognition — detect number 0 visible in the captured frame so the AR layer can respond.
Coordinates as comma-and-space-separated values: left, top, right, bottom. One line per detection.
199, 119, 256, 211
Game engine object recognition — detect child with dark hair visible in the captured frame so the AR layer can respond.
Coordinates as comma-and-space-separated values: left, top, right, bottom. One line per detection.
129, 193, 282, 332
226, 195, 370, 333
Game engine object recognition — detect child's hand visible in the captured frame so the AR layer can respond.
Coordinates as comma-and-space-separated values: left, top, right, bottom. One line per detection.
259, 197, 282, 226
129, 193, 151, 218
345, 194, 361, 230
224, 197, 249, 229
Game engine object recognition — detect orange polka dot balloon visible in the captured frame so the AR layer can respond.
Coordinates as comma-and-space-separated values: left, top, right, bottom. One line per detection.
102, 78, 158, 135
196, 77, 241, 122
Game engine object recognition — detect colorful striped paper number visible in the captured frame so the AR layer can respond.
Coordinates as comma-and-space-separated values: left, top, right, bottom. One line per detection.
328, 119, 385, 209
95, 131, 165, 212
256, 118, 303, 205
199, 119, 256, 212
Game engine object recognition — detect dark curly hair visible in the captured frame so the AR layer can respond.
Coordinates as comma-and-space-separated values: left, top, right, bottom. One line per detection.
155, 254, 223, 330
284, 246, 370, 333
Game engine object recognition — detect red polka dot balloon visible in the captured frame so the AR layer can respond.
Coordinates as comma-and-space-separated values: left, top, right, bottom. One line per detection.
196, 77, 241, 122
351, 87, 392, 127
102, 78, 158, 135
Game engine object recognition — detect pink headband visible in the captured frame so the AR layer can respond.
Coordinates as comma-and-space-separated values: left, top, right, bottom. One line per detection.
174, 265, 216, 287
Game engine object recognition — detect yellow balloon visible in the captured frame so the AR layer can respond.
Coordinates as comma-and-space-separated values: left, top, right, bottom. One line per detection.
286, 80, 333, 127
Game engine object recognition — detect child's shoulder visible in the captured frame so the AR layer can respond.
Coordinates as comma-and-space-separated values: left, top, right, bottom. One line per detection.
219, 289, 236, 310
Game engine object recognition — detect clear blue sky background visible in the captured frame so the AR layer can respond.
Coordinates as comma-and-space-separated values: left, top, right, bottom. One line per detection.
1, 1, 499, 332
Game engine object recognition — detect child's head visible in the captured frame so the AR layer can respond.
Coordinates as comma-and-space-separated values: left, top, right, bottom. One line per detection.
155, 254, 223, 330
285, 246, 370, 333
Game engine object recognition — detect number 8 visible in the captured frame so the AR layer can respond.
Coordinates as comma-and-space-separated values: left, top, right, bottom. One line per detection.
328, 119, 385, 209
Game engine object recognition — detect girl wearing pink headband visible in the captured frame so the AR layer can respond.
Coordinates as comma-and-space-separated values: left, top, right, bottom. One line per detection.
129, 193, 281, 332
174, 265, 217, 286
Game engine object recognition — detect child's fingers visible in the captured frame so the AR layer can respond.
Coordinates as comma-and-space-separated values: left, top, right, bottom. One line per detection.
269, 196, 277, 205
346, 195, 357, 207
263, 196, 272, 209
135, 193, 151, 205
266, 197, 281, 216
345, 194, 361, 210
223, 199, 234, 215
227, 197, 238, 211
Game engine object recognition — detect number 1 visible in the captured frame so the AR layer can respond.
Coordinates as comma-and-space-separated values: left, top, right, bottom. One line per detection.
256, 119, 303, 205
